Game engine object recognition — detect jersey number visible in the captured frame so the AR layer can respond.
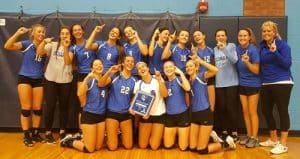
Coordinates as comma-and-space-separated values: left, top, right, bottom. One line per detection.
35, 55, 42, 62
168, 89, 173, 96
107, 53, 112, 60
101, 90, 105, 98
120, 86, 130, 95
84, 51, 90, 59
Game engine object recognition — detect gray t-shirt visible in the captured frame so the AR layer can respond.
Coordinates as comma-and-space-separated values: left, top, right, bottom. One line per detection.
44, 42, 73, 83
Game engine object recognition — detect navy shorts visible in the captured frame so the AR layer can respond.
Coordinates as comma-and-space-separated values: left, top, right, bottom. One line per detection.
81, 111, 105, 124
140, 114, 165, 124
191, 108, 214, 125
165, 110, 190, 127
106, 111, 132, 122
18, 75, 43, 88
239, 86, 260, 96
77, 73, 88, 82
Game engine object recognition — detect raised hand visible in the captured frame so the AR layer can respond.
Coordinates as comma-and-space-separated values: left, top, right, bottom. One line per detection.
94, 24, 105, 33
175, 66, 183, 75
63, 38, 71, 47
269, 39, 277, 53
217, 41, 225, 49
241, 50, 250, 63
154, 69, 162, 81
152, 28, 160, 38
191, 43, 198, 55
17, 27, 31, 35
109, 64, 121, 74
43, 37, 54, 44
168, 31, 176, 43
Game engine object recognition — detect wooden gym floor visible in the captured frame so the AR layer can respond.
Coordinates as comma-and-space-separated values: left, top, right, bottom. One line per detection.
0, 133, 299, 159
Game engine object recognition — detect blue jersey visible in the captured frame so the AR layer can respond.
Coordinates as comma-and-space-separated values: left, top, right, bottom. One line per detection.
83, 78, 107, 114
124, 41, 146, 76
189, 72, 210, 112
107, 74, 136, 113
165, 77, 188, 115
236, 44, 261, 87
19, 40, 46, 79
149, 42, 165, 74
170, 44, 191, 72
259, 38, 293, 83
69, 41, 96, 74
197, 47, 214, 73
96, 41, 119, 73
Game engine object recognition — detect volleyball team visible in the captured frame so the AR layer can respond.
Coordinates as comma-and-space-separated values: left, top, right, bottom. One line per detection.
4, 20, 293, 155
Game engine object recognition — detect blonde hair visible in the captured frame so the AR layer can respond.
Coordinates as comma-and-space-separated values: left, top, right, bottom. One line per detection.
29, 24, 45, 40
261, 20, 282, 40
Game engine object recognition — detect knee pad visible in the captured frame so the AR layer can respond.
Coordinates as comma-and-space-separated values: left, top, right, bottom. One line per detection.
33, 109, 42, 116
198, 147, 209, 154
83, 146, 92, 153
21, 109, 31, 117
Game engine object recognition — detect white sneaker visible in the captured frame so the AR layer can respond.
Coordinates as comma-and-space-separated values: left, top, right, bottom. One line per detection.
259, 139, 279, 147
270, 143, 288, 154
226, 135, 236, 149
60, 134, 73, 143
210, 130, 224, 143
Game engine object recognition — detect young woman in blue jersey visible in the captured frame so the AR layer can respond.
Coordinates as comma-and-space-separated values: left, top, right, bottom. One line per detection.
187, 55, 236, 154
131, 62, 168, 150
36, 26, 73, 143
162, 30, 192, 73
60, 59, 107, 153
99, 55, 136, 151
163, 61, 190, 151
192, 31, 223, 143
64, 24, 97, 139
148, 27, 170, 74
236, 28, 261, 148
213, 29, 239, 142
258, 21, 293, 155
85, 25, 124, 73
4, 24, 46, 146
123, 25, 148, 76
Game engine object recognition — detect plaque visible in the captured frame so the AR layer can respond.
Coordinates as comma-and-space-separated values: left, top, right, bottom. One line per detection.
129, 90, 155, 116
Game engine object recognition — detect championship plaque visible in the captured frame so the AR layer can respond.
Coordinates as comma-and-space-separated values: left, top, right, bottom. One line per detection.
130, 90, 155, 116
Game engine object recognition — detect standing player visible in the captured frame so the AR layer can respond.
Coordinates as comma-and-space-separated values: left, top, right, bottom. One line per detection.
148, 27, 170, 74
85, 25, 124, 73
162, 30, 192, 73
236, 28, 261, 148
4, 24, 46, 146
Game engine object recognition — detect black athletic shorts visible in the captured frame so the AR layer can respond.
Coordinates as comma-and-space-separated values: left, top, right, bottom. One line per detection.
165, 110, 190, 127
18, 75, 43, 88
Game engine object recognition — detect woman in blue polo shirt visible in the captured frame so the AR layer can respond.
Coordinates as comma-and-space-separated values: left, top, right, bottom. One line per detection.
4, 24, 46, 146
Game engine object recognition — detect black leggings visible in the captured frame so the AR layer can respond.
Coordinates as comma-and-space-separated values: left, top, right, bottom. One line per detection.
261, 84, 293, 131
215, 86, 239, 133
44, 80, 72, 131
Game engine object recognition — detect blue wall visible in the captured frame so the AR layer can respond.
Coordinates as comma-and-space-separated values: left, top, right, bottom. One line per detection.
1, 0, 299, 130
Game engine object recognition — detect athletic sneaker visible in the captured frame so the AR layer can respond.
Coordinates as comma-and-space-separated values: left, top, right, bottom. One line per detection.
245, 137, 259, 148
60, 135, 74, 148
270, 143, 288, 154
73, 132, 83, 140
239, 136, 250, 145
231, 134, 240, 143
44, 133, 56, 144
210, 130, 224, 143
225, 135, 236, 149
259, 139, 279, 147
32, 133, 44, 143
60, 134, 73, 143
23, 137, 34, 147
